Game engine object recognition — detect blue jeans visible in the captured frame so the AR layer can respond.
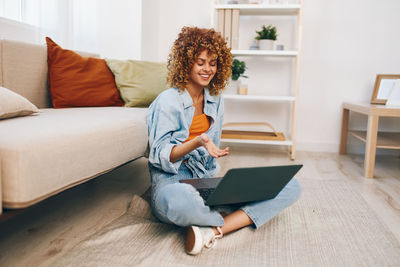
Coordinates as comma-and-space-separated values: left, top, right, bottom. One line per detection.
151, 163, 302, 229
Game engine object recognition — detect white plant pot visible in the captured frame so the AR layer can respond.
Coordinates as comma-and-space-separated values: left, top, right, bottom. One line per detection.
225, 79, 241, 95
258, 39, 274, 50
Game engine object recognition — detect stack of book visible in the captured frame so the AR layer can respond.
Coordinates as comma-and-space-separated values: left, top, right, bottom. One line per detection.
217, 8, 240, 49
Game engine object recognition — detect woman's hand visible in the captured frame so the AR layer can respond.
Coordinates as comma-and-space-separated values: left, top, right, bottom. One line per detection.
169, 133, 229, 163
198, 133, 229, 158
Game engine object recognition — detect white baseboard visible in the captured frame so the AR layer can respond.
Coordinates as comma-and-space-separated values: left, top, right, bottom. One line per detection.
296, 141, 400, 156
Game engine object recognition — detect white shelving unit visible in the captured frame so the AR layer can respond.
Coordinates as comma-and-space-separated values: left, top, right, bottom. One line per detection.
221, 138, 293, 146
213, 1, 303, 160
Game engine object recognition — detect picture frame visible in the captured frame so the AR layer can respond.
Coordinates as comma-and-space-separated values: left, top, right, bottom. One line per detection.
370, 74, 400, 105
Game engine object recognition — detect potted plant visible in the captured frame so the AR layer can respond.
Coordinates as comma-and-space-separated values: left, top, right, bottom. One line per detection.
226, 57, 248, 94
255, 25, 278, 50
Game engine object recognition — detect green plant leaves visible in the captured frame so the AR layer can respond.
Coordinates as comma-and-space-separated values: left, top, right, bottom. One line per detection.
255, 25, 278, 40
231, 58, 248, 81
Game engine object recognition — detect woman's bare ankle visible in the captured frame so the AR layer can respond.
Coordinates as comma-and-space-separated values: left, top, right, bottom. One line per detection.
212, 226, 223, 237
212, 227, 220, 235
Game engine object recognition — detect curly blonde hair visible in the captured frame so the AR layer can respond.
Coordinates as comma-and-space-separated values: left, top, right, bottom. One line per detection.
167, 26, 232, 96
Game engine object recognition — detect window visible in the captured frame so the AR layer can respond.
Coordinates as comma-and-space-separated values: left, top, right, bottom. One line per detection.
0, 0, 43, 26
0, 0, 22, 22
0, 0, 142, 58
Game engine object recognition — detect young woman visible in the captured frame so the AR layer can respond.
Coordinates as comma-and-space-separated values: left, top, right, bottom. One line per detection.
147, 26, 301, 255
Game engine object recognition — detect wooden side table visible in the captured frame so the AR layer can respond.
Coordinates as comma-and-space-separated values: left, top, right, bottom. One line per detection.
339, 102, 400, 178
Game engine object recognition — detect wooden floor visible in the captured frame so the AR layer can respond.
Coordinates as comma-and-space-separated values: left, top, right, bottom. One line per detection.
0, 149, 399, 266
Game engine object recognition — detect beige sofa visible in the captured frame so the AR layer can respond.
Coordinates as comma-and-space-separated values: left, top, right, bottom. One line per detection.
0, 39, 148, 214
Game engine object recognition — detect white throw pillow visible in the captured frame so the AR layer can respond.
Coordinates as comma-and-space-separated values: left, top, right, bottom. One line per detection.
0, 86, 39, 119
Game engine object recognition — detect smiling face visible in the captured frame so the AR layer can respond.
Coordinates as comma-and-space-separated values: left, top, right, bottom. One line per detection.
187, 49, 217, 91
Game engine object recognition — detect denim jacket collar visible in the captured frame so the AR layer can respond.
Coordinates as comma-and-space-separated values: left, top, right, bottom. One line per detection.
181, 89, 193, 109
204, 87, 218, 103
181, 87, 218, 109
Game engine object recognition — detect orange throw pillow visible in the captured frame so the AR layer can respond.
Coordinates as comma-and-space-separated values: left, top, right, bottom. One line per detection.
46, 37, 124, 108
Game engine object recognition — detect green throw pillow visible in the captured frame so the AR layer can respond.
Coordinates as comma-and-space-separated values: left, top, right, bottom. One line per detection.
105, 59, 168, 107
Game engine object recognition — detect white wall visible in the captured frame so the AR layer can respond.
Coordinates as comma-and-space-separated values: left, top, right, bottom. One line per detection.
298, 0, 400, 154
142, 0, 400, 155
141, 0, 212, 62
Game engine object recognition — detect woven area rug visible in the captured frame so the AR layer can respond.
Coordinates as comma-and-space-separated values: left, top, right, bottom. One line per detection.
51, 178, 400, 266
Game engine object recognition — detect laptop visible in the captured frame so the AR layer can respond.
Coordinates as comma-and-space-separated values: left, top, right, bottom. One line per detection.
179, 164, 302, 206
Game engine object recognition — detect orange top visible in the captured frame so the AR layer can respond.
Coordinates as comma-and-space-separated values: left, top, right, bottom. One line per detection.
184, 113, 210, 143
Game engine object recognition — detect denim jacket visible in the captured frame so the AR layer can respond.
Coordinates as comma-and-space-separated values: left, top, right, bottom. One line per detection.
146, 87, 224, 186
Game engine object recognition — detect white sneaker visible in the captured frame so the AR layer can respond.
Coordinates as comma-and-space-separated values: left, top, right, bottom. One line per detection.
186, 226, 223, 255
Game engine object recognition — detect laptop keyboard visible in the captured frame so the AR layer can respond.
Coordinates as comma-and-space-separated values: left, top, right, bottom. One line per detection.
198, 188, 216, 200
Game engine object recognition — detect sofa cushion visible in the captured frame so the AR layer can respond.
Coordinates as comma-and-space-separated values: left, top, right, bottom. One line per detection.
46, 37, 124, 108
0, 86, 39, 119
0, 107, 148, 208
105, 59, 168, 107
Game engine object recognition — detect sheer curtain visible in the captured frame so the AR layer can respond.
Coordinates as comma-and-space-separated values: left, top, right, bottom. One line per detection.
1, 0, 98, 52
1, 0, 142, 58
